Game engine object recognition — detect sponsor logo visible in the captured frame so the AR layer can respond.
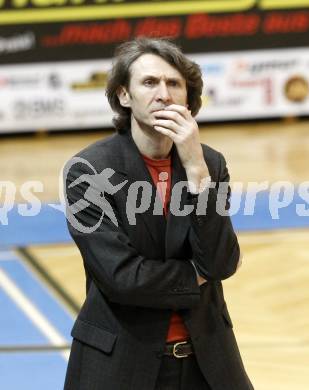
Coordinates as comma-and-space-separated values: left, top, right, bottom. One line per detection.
201, 63, 225, 76
234, 59, 298, 74
284, 75, 309, 103
203, 87, 245, 107
1, 0, 307, 25
0, 75, 41, 88
230, 77, 273, 105
47, 73, 62, 89
0, 72, 62, 89
70, 72, 108, 91
0, 32, 35, 54
13, 98, 65, 119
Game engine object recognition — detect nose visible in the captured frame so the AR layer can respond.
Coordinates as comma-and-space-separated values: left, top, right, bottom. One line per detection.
155, 81, 172, 104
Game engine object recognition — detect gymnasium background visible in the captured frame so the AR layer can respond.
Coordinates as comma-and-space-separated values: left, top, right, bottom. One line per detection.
1, 1, 309, 389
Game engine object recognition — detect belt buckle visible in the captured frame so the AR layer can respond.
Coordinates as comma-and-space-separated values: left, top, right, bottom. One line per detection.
173, 341, 189, 358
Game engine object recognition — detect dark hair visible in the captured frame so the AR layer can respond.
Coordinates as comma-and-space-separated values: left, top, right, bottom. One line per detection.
106, 37, 203, 133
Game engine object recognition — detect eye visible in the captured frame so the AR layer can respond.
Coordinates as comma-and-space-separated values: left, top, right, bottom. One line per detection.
144, 79, 155, 87
168, 80, 180, 87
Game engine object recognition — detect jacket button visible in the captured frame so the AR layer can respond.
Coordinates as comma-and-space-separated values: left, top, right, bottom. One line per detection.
197, 216, 204, 226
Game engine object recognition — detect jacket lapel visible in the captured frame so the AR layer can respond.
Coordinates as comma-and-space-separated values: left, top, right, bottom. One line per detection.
117, 134, 167, 253
165, 145, 191, 259
115, 133, 190, 260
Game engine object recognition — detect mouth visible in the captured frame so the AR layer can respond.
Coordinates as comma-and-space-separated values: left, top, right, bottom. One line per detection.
151, 107, 167, 114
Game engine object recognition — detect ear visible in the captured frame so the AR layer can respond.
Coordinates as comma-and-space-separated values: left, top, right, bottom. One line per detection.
117, 86, 131, 108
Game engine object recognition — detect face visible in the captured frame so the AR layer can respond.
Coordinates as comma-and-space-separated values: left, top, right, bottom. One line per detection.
117, 53, 187, 130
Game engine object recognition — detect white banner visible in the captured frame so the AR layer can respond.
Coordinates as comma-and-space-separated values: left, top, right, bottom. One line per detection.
194, 46, 309, 121
0, 47, 308, 133
0, 59, 113, 133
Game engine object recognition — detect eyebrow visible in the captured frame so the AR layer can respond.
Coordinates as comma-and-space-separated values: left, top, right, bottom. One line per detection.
141, 75, 184, 83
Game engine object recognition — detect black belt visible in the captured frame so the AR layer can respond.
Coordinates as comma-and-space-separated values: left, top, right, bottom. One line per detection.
163, 341, 194, 358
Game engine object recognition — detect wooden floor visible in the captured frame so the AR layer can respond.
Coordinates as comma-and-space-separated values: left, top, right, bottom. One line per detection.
3, 119, 309, 389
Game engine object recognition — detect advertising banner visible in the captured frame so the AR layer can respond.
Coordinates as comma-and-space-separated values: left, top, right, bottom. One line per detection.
0, 59, 112, 132
0, 0, 309, 132
1, 47, 308, 132
197, 47, 309, 121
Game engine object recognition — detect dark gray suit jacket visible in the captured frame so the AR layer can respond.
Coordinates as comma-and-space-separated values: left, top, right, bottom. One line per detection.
63, 132, 253, 390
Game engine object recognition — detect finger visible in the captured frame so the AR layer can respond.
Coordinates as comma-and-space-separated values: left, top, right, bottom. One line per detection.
153, 119, 178, 132
154, 110, 186, 126
153, 125, 177, 141
164, 104, 191, 119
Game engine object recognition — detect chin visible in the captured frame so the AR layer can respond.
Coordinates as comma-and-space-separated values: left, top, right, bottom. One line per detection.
135, 119, 154, 133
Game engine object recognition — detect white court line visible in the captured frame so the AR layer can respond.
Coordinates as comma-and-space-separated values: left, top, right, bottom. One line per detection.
0, 269, 69, 361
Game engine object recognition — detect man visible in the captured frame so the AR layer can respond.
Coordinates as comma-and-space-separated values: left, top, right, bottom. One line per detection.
64, 37, 253, 390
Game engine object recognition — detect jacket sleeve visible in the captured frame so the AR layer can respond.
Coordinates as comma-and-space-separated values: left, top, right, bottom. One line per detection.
64, 160, 201, 310
188, 152, 240, 281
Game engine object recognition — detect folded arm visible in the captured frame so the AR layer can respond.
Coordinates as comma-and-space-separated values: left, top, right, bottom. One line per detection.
64, 161, 201, 310
188, 152, 241, 281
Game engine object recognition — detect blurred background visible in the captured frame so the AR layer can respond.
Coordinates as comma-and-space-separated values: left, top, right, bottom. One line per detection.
1, 1, 309, 389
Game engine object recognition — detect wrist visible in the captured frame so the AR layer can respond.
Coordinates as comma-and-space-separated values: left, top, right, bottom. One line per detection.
185, 161, 208, 178
185, 164, 211, 194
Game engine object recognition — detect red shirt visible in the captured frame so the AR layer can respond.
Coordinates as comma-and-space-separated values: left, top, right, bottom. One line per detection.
142, 154, 189, 343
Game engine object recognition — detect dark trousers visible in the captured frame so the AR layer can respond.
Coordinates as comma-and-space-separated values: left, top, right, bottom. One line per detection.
154, 354, 212, 390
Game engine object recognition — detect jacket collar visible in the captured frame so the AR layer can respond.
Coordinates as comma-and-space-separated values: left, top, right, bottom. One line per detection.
116, 132, 191, 256
165, 144, 191, 259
